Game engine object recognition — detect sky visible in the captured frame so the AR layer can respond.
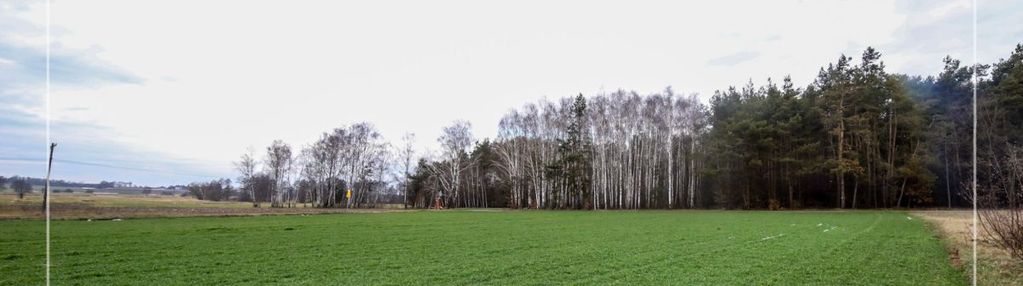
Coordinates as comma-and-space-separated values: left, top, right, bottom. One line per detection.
1, 0, 1021, 186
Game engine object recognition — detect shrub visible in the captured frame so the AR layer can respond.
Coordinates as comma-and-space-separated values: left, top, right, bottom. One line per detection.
978, 146, 1023, 260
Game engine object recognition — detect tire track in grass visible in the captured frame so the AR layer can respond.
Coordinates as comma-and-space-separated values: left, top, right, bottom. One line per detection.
571, 213, 779, 284
554, 226, 734, 283
835, 213, 962, 285
597, 212, 876, 284
355, 211, 597, 284
731, 214, 860, 284
459, 212, 648, 284
584, 240, 748, 283
615, 218, 798, 283
763, 212, 880, 284
435, 212, 606, 284
563, 213, 743, 283
649, 227, 792, 283
769, 212, 958, 285
454, 212, 668, 284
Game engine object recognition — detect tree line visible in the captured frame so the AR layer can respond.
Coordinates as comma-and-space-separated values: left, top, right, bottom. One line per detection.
0, 176, 34, 199
407, 44, 1022, 210
206, 44, 1022, 210
210, 124, 400, 208
0, 175, 125, 189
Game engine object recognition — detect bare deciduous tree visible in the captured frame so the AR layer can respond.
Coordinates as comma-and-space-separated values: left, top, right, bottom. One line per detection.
265, 140, 294, 208
299, 123, 390, 208
398, 133, 416, 209
234, 148, 260, 207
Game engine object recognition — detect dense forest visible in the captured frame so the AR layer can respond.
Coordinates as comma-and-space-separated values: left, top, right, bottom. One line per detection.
218, 44, 1022, 210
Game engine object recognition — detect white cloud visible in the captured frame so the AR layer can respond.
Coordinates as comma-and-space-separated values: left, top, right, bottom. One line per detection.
2, 0, 1019, 185
0, 56, 15, 67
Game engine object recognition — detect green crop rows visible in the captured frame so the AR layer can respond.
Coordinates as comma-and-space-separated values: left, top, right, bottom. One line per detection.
0, 211, 963, 285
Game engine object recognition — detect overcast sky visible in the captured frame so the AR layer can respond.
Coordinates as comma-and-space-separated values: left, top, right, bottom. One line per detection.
1, 0, 1021, 186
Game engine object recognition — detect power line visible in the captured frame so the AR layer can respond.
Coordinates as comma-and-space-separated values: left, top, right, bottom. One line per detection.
0, 156, 220, 178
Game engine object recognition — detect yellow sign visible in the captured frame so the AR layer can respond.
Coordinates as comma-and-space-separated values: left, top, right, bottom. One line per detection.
345, 189, 352, 199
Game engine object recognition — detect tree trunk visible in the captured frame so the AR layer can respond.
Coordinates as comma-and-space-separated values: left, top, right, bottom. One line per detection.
837, 94, 846, 209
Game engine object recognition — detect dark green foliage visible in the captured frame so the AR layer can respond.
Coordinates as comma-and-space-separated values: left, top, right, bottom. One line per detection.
467, 139, 508, 208
424, 44, 1022, 210
989, 44, 1023, 143
975, 44, 1023, 211
701, 46, 1015, 209
406, 158, 436, 208
548, 94, 592, 209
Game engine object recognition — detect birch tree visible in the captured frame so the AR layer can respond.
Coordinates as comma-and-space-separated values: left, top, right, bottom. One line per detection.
234, 148, 260, 207
265, 140, 293, 208
398, 133, 416, 209
428, 120, 474, 208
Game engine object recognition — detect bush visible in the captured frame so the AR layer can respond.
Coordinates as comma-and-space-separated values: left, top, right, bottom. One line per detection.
978, 146, 1023, 260
981, 209, 1023, 259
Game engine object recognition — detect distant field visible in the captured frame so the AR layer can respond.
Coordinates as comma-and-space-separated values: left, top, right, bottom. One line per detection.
0, 193, 251, 209
0, 193, 394, 219
16, 185, 180, 195
1, 211, 964, 285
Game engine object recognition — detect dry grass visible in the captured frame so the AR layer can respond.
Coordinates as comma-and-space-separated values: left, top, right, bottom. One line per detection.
0, 193, 404, 220
0, 192, 252, 208
913, 210, 1023, 285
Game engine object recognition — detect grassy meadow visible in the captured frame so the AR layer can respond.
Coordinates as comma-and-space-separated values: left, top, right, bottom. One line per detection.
1, 211, 964, 285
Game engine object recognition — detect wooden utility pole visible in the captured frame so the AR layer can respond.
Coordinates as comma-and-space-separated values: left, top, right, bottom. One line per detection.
43, 143, 56, 212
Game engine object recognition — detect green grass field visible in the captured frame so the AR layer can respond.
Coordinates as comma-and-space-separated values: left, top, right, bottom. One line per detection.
1, 211, 964, 285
